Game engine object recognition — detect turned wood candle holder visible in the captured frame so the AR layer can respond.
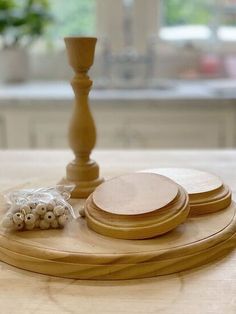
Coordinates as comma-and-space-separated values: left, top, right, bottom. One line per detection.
62, 37, 104, 198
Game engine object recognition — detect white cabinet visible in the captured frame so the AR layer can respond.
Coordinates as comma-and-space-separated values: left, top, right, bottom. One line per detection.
0, 116, 6, 148
94, 100, 235, 149
29, 112, 70, 148
0, 92, 235, 149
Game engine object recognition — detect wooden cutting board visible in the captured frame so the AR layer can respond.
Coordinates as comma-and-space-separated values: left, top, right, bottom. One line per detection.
0, 179, 236, 280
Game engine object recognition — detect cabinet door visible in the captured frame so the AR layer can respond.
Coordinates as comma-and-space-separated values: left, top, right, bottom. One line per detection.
126, 110, 224, 148
0, 116, 6, 148
95, 104, 230, 149
30, 111, 70, 148
95, 109, 130, 148
2, 100, 235, 149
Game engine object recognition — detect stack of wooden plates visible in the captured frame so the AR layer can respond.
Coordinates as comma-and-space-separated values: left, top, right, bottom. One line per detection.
141, 168, 232, 216
85, 173, 190, 239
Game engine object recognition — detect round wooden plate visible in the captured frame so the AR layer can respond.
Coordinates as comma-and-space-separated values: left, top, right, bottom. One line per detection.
0, 181, 236, 280
92, 173, 178, 215
141, 168, 232, 215
85, 173, 190, 239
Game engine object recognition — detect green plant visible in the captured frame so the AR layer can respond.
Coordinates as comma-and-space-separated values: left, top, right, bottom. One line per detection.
0, 0, 52, 49
164, 0, 211, 26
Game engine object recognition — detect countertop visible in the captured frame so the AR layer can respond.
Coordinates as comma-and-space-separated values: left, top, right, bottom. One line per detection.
0, 149, 236, 314
0, 79, 236, 103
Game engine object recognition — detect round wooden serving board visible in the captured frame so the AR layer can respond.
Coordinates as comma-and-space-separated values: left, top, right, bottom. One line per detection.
85, 173, 190, 239
92, 173, 178, 215
141, 168, 232, 215
0, 181, 236, 280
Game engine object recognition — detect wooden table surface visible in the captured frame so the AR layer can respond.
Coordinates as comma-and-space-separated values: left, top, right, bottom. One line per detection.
0, 149, 236, 314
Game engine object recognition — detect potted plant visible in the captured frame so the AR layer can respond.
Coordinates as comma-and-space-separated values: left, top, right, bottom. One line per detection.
0, 0, 52, 83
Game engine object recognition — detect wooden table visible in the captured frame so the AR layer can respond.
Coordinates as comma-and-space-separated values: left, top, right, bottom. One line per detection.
0, 149, 236, 314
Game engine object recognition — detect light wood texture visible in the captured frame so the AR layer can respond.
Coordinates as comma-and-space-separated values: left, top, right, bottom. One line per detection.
142, 168, 232, 215
0, 173, 235, 279
93, 173, 178, 215
1, 150, 236, 314
85, 173, 190, 239
0, 180, 235, 279
63, 37, 104, 198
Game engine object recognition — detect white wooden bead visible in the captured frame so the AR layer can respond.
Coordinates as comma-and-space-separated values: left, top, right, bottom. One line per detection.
64, 208, 70, 216
47, 200, 56, 211
44, 211, 55, 223
35, 204, 47, 216
20, 205, 31, 215
14, 222, 24, 230
31, 208, 39, 220
25, 213, 36, 225
35, 219, 40, 228
53, 205, 65, 216
27, 202, 38, 210
25, 223, 35, 230
39, 220, 50, 230
2, 216, 14, 228
58, 214, 69, 227
51, 220, 59, 229
62, 203, 70, 212
13, 212, 24, 224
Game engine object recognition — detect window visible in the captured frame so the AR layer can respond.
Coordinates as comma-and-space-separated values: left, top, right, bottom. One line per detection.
160, 0, 236, 42
46, 0, 96, 41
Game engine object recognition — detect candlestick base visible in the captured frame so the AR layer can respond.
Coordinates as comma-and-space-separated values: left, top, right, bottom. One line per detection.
61, 177, 104, 198
61, 159, 104, 198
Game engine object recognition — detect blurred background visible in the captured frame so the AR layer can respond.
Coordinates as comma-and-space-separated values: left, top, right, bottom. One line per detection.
0, 0, 235, 149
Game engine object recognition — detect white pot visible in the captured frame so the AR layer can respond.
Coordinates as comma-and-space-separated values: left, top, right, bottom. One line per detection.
0, 47, 29, 83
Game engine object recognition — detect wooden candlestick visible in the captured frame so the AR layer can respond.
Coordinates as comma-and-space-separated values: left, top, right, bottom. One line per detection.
63, 37, 104, 198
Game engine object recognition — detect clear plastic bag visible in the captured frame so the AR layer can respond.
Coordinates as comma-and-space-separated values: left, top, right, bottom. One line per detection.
1, 185, 75, 231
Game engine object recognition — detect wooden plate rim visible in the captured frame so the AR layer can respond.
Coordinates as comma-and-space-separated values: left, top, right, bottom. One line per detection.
0, 202, 235, 264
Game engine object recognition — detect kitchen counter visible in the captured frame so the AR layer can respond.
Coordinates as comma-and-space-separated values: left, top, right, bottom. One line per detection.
0, 79, 236, 104
0, 149, 236, 314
